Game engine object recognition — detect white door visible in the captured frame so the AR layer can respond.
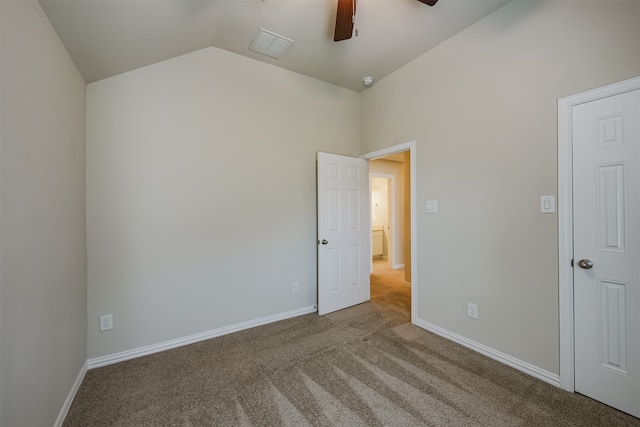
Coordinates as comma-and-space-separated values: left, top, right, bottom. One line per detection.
317, 152, 370, 315
573, 88, 640, 417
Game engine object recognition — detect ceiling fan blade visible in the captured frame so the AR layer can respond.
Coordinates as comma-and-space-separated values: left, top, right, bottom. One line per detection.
417, 0, 438, 6
334, 0, 356, 42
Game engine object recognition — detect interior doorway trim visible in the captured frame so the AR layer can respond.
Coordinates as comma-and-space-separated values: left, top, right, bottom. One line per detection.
361, 140, 417, 324
557, 76, 640, 392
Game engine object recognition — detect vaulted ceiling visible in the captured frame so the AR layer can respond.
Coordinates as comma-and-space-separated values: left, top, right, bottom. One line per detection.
39, 0, 511, 91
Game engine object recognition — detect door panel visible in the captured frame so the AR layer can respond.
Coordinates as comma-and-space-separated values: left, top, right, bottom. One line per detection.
597, 163, 626, 253
598, 279, 628, 374
573, 89, 639, 417
317, 152, 370, 315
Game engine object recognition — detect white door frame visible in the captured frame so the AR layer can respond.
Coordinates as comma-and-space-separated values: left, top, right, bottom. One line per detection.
370, 173, 396, 266
558, 76, 640, 392
361, 140, 417, 324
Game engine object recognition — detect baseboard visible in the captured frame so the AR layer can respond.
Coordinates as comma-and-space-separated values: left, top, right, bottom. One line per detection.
54, 360, 88, 427
414, 318, 560, 387
392, 263, 405, 269
87, 305, 318, 369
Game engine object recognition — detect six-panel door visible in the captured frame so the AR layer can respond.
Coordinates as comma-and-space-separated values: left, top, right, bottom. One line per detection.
573, 89, 640, 417
317, 152, 370, 315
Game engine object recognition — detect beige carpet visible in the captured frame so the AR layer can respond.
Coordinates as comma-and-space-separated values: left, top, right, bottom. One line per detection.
64, 266, 640, 426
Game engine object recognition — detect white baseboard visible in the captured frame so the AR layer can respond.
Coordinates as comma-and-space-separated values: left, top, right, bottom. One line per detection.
87, 305, 318, 369
392, 263, 405, 269
54, 360, 88, 427
414, 318, 560, 387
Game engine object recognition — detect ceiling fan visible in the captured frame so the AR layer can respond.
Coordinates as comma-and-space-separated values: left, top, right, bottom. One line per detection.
334, 0, 438, 42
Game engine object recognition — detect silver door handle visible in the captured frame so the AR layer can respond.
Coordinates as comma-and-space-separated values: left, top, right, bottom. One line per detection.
578, 259, 593, 269
321, 239, 328, 245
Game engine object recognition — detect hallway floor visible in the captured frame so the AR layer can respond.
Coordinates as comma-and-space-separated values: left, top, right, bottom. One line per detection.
370, 258, 410, 319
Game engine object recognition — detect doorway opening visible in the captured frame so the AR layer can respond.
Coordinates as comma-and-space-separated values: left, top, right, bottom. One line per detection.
362, 142, 416, 323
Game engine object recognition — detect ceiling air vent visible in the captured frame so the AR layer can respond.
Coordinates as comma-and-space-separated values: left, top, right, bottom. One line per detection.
249, 28, 293, 59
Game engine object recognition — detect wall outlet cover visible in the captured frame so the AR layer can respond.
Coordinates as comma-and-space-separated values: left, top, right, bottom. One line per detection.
467, 303, 478, 320
100, 314, 113, 331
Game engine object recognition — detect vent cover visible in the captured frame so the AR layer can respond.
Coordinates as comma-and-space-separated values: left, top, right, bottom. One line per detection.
249, 28, 293, 59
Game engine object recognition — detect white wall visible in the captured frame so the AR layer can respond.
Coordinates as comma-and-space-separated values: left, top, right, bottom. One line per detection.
371, 177, 389, 230
360, 0, 640, 374
86, 47, 360, 358
0, 1, 87, 425
370, 159, 406, 267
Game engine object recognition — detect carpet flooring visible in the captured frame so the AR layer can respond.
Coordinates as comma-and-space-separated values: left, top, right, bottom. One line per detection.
63, 265, 640, 426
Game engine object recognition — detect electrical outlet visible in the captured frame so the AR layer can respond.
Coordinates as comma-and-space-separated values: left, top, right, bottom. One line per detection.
292, 282, 300, 294
467, 303, 478, 320
100, 314, 113, 331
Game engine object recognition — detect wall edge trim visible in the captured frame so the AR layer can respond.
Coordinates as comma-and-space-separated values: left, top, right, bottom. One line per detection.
87, 306, 318, 369
414, 318, 560, 387
54, 361, 88, 427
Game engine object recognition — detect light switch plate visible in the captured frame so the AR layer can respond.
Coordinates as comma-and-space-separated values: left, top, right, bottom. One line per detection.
540, 195, 555, 214
426, 200, 438, 213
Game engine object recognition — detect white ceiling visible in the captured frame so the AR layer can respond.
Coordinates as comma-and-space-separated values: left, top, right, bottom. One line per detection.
39, 0, 511, 92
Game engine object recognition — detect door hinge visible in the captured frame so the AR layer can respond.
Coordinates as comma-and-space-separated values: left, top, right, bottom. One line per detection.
571, 259, 574, 267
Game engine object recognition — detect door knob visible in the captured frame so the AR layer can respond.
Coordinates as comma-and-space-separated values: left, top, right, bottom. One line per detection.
578, 259, 593, 269
321, 239, 328, 245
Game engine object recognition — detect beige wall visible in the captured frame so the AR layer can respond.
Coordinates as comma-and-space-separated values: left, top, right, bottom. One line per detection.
360, 0, 640, 374
86, 47, 360, 358
0, 1, 87, 425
